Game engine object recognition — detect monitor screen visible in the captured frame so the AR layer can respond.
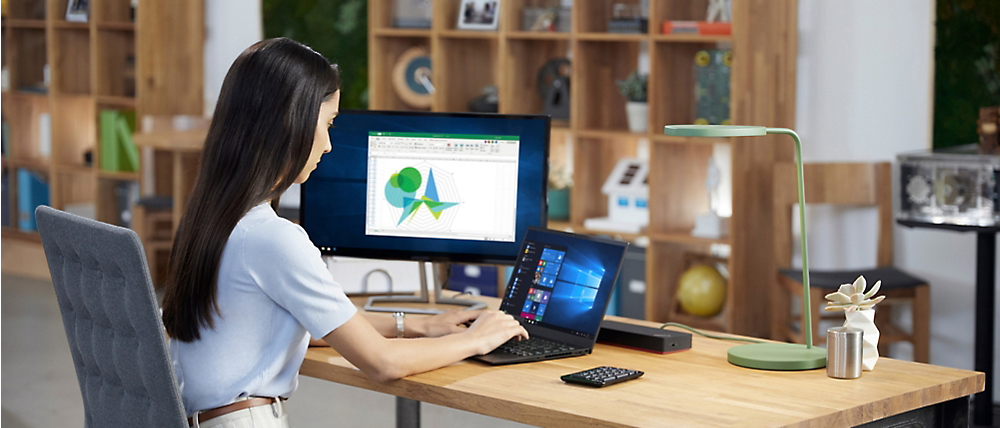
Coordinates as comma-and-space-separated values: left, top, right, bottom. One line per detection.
301, 110, 550, 264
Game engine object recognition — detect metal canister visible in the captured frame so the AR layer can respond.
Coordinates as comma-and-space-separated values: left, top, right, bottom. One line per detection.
827, 326, 864, 379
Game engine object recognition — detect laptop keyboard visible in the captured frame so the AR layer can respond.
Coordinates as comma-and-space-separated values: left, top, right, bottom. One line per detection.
494, 336, 576, 357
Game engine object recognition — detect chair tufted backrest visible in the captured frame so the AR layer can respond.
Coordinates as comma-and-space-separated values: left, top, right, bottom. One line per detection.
35, 205, 187, 428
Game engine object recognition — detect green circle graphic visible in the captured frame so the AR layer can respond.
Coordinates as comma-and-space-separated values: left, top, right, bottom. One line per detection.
397, 167, 422, 193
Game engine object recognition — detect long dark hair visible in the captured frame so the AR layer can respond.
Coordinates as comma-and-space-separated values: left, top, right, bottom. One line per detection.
162, 38, 340, 342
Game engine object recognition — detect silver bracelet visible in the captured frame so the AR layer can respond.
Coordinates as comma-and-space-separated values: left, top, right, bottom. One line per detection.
392, 312, 405, 338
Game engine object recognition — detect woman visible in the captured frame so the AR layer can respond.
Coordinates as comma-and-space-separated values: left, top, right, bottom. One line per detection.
161, 38, 527, 427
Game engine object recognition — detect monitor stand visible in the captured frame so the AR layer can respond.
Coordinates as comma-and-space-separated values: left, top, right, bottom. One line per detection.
364, 261, 488, 314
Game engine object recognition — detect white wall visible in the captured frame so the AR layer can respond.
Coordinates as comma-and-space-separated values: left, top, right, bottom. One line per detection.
797, 0, 998, 399
204, 0, 264, 115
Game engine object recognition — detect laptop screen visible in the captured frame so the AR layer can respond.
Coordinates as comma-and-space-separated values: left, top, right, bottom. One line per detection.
500, 228, 628, 340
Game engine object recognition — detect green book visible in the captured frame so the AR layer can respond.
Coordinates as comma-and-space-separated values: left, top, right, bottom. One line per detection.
115, 110, 138, 172
99, 110, 120, 171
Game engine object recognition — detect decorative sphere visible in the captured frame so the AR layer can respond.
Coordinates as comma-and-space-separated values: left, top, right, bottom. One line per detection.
678, 265, 727, 317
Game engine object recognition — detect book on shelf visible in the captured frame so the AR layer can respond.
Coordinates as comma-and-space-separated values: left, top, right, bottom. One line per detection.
100, 109, 139, 172
16, 168, 49, 231
661, 21, 732, 35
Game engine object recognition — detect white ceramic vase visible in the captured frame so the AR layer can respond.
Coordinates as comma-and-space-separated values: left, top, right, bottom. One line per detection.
625, 101, 648, 133
844, 308, 880, 371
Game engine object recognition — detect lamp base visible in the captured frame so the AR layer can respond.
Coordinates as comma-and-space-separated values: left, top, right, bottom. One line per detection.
727, 342, 827, 371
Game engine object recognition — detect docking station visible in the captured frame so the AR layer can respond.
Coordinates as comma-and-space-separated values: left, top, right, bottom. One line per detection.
597, 319, 693, 354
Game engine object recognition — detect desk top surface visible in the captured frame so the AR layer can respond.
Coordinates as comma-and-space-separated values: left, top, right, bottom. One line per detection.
301, 297, 984, 428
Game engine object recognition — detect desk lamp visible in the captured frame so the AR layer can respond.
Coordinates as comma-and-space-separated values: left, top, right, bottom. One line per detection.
663, 124, 826, 370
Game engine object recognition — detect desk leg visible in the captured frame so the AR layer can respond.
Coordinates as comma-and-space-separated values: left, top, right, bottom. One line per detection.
974, 232, 995, 427
396, 396, 420, 428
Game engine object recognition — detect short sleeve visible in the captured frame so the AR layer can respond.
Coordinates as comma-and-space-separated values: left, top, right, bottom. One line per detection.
241, 219, 357, 338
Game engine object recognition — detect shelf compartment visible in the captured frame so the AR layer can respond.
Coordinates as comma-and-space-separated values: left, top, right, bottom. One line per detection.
53, 28, 92, 95
647, 141, 712, 234
368, 36, 432, 111
1, 92, 51, 163
51, 168, 96, 217
50, 95, 96, 167
95, 29, 136, 98
650, 0, 719, 35
500, 38, 570, 116
434, 37, 498, 112
569, 135, 638, 225
94, 0, 136, 23
573, 40, 641, 133
504, 0, 568, 32
650, 41, 723, 127
10, 28, 48, 93
645, 239, 733, 325
96, 177, 137, 227
6, 0, 46, 20
576, 0, 648, 34
368, 0, 431, 31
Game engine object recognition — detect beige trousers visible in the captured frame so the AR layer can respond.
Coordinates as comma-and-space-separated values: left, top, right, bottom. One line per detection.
192, 398, 289, 428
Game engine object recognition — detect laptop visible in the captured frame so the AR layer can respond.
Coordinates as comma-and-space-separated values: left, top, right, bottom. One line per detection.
473, 227, 629, 365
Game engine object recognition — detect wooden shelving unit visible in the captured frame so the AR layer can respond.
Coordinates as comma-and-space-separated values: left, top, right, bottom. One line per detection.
367, 0, 798, 337
2, 0, 204, 279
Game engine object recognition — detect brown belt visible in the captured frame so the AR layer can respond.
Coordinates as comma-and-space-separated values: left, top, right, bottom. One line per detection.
188, 397, 279, 426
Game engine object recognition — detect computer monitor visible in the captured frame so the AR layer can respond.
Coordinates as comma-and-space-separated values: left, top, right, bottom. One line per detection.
301, 109, 549, 268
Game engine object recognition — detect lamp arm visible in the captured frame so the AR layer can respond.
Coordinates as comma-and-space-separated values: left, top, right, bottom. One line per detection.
765, 128, 812, 349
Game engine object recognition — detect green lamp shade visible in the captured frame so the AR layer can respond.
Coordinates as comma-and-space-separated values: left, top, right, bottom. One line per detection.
663, 125, 767, 137
664, 123, 826, 371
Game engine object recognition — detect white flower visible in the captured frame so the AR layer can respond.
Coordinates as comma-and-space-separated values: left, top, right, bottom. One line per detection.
824, 275, 886, 312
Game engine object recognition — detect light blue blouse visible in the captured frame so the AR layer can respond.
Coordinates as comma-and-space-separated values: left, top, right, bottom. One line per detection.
169, 203, 357, 416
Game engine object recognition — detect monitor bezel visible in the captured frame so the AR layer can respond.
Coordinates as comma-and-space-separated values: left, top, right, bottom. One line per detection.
300, 109, 550, 265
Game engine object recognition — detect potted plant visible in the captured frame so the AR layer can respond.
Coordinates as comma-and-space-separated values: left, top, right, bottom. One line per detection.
548, 165, 572, 221
616, 71, 648, 132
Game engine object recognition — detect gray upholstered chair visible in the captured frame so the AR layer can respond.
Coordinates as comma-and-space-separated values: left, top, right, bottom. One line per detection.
35, 205, 187, 427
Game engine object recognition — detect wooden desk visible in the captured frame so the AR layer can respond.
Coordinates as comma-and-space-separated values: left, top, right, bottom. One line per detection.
301, 298, 984, 427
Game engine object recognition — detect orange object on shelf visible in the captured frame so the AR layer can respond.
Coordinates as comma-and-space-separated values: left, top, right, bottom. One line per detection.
697, 21, 732, 35
661, 20, 732, 35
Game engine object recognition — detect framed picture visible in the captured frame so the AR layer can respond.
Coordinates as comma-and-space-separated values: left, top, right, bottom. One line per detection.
457, 0, 500, 31
65, 0, 88, 22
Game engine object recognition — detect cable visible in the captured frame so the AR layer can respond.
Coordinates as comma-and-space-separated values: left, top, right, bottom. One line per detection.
659, 322, 764, 344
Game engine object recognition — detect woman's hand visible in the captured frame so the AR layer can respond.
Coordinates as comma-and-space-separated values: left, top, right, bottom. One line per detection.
463, 310, 529, 355
410, 309, 483, 338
